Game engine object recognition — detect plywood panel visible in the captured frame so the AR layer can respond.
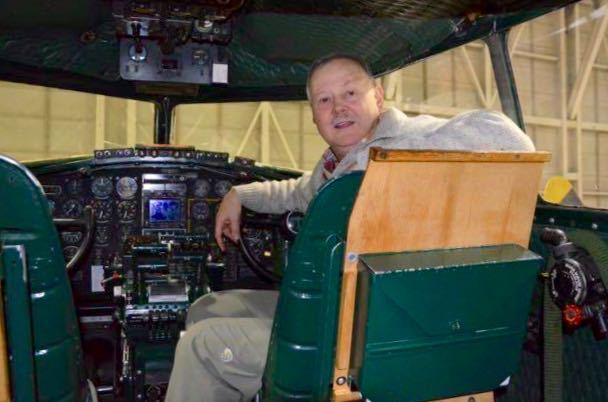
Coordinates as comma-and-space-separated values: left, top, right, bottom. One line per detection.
332, 149, 550, 400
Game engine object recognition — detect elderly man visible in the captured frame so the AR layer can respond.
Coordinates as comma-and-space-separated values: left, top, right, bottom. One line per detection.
165, 54, 534, 402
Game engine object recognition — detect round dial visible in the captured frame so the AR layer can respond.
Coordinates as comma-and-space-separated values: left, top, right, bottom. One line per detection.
93, 199, 113, 222
214, 180, 232, 197
61, 231, 83, 245
117, 200, 137, 222
62, 199, 83, 218
191, 201, 210, 221
63, 246, 79, 262
66, 179, 83, 195
116, 177, 138, 199
95, 226, 111, 245
194, 179, 211, 198
91, 177, 113, 198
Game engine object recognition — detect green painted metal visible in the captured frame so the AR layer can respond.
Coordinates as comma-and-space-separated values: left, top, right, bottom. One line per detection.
353, 245, 543, 402
263, 172, 363, 402
0, 1, 575, 103
1, 245, 37, 402
0, 154, 86, 402
24, 155, 92, 171
485, 31, 525, 130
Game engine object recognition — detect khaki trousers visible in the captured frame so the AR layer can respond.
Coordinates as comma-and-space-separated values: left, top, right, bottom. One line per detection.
165, 289, 279, 402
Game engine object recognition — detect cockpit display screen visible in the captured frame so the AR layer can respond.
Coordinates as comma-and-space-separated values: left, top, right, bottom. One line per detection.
149, 199, 181, 223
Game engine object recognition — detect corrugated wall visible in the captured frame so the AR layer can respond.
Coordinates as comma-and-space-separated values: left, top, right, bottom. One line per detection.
1, 3, 607, 207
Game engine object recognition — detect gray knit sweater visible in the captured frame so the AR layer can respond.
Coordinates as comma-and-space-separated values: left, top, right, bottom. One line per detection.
234, 107, 535, 214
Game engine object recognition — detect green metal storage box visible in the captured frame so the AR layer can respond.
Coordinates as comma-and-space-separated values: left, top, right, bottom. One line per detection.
352, 244, 542, 402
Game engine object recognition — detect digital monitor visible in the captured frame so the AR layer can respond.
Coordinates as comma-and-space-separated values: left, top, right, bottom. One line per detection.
149, 199, 181, 223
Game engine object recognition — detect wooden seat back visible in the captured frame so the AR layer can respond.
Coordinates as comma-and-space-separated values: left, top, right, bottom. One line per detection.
333, 148, 551, 401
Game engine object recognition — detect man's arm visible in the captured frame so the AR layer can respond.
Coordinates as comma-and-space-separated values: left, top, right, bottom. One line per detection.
214, 161, 326, 250
439, 110, 535, 151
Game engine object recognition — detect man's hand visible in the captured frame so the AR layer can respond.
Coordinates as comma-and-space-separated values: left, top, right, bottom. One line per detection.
214, 188, 242, 251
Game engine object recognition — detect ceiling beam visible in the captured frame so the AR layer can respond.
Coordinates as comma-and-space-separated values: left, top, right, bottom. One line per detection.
458, 46, 488, 107
567, 4, 608, 118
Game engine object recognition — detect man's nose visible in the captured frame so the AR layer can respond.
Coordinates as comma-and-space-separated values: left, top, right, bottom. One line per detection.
332, 99, 347, 115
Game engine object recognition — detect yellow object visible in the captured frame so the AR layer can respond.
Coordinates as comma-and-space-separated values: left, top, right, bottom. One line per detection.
543, 176, 573, 204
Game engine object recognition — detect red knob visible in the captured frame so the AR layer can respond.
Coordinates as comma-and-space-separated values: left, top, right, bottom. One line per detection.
563, 304, 584, 327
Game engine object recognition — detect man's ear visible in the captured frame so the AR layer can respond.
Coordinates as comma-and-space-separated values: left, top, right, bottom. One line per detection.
374, 83, 385, 109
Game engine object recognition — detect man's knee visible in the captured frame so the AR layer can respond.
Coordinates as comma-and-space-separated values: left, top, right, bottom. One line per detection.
180, 319, 219, 363
186, 289, 278, 327
168, 319, 244, 402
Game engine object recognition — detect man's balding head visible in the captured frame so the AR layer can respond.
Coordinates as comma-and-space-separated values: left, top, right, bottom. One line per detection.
306, 54, 384, 161
306, 54, 375, 102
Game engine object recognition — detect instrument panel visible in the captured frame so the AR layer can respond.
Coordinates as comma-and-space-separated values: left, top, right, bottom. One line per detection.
45, 170, 225, 269
38, 146, 292, 300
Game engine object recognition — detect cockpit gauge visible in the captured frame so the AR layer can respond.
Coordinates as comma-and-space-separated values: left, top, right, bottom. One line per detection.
191, 201, 210, 221
95, 226, 111, 245
91, 177, 113, 198
194, 179, 211, 198
61, 231, 83, 245
63, 246, 79, 262
214, 180, 232, 197
116, 177, 138, 199
66, 179, 83, 195
62, 199, 83, 218
93, 199, 113, 222
117, 200, 137, 222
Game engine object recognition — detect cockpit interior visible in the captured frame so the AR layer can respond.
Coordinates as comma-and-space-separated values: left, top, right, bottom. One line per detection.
33, 145, 299, 400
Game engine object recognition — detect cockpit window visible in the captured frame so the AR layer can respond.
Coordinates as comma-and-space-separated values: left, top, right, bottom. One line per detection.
173, 102, 326, 171
0, 81, 153, 162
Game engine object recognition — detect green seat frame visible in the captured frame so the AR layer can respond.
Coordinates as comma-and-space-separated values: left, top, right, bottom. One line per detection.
0, 154, 86, 402
263, 172, 364, 402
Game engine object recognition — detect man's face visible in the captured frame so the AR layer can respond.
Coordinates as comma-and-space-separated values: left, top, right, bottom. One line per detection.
309, 58, 384, 159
